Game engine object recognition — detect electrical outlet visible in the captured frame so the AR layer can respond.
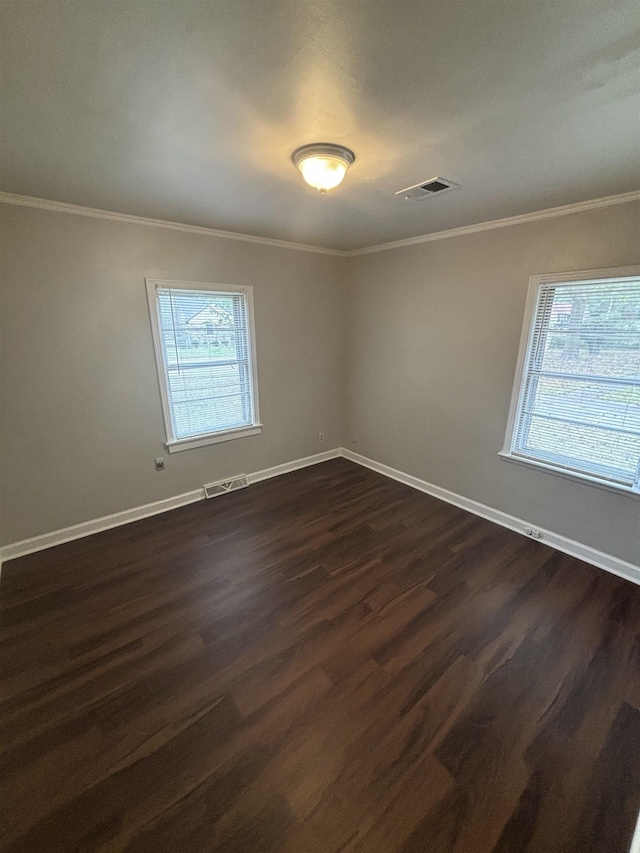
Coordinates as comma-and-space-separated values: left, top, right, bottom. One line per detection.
318, 432, 324, 443
525, 526, 541, 539
154, 457, 165, 471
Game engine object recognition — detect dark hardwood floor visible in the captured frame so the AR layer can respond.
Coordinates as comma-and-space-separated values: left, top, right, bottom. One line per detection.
1, 458, 639, 852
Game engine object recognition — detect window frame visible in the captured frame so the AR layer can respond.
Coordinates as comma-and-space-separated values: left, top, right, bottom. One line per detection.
145, 278, 261, 453
500, 265, 640, 498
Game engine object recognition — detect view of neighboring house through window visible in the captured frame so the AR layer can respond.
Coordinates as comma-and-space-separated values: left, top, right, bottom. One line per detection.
146, 280, 261, 452
502, 267, 640, 494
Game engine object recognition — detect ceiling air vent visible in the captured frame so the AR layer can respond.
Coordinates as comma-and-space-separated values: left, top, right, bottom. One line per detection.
396, 177, 460, 201
204, 475, 248, 499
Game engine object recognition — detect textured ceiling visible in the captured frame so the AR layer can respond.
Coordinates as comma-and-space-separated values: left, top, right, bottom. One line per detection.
1, 0, 639, 250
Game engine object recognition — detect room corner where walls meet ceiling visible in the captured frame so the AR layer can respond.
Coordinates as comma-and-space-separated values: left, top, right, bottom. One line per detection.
1, 0, 639, 251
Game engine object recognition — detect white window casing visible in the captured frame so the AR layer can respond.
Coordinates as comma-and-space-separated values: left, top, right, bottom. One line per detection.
146, 279, 261, 452
501, 266, 640, 497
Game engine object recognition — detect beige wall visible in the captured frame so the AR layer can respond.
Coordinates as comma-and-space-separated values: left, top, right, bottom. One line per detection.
1, 200, 639, 566
0, 205, 346, 545
345, 202, 640, 566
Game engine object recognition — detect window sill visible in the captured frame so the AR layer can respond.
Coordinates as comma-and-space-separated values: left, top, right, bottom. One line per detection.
166, 424, 263, 453
498, 451, 640, 499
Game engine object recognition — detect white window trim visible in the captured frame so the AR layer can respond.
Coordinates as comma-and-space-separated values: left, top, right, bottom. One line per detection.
500, 265, 640, 499
145, 278, 262, 453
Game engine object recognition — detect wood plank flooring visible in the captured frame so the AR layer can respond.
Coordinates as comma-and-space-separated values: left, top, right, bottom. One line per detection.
1, 458, 639, 852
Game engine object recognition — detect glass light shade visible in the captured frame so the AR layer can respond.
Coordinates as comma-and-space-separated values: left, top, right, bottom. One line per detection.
292, 144, 355, 193
298, 156, 348, 191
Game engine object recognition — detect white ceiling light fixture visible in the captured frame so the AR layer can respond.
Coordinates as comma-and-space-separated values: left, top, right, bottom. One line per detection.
292, 143, 355, 195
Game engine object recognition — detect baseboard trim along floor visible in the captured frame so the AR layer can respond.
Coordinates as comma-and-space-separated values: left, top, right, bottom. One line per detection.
1, 446, 638, 587
0, 449, 342, 564
341, 449, 640, 588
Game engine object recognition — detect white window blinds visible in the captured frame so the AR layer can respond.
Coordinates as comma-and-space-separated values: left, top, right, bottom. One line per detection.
509, 275, 640, 491
153, 285, 257, 443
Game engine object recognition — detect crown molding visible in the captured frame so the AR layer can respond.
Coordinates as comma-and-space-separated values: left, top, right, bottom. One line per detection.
346, 189, 640, 256
1, 188, 638, 258
0, 191, 347, 257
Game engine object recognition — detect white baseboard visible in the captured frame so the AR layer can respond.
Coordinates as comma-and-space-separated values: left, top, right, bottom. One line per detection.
342, 449, 640, 587
0, 490, 204, 564
247, 448, 341, 484
2, 446, 637, 588
630, 810, 640, 853
0, 448, 341, 564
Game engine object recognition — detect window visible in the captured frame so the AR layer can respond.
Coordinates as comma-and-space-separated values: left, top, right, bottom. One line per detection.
501, 266, 640, 495
146, 279, 261, 452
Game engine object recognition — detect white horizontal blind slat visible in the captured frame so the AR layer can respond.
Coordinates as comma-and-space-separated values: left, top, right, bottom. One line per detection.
157, 287, 255, 440
512, 277, 640, 487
